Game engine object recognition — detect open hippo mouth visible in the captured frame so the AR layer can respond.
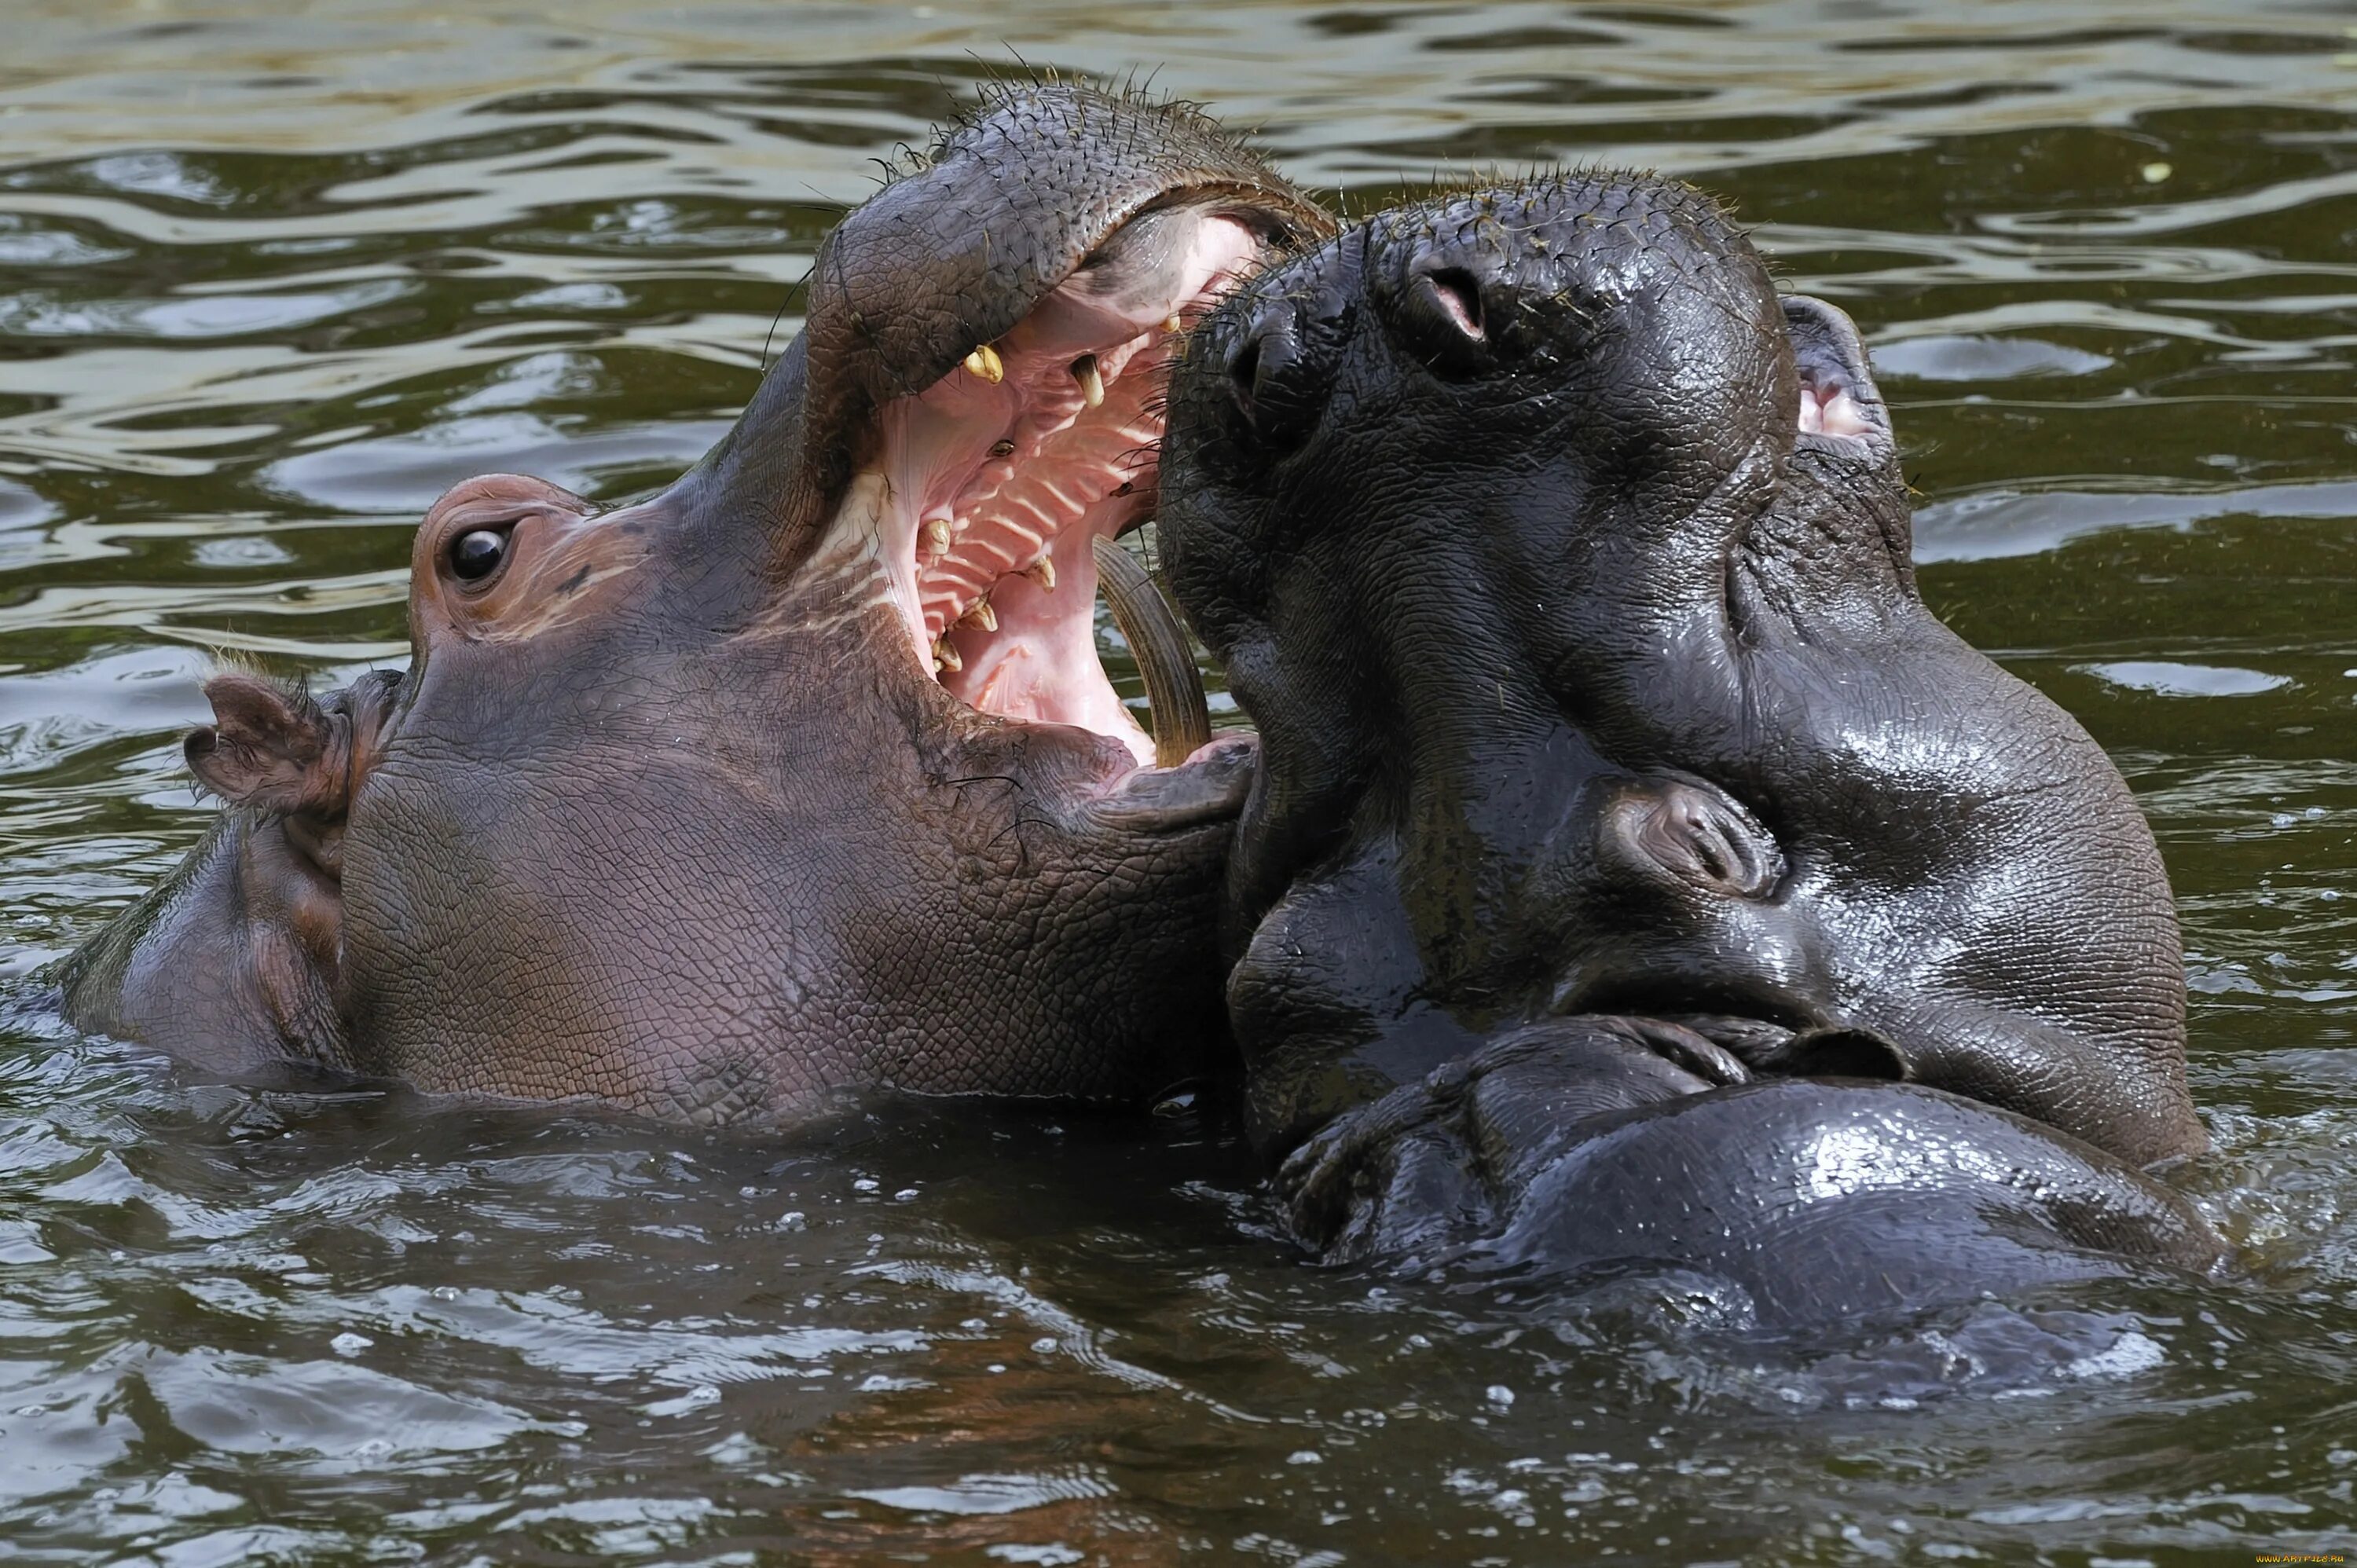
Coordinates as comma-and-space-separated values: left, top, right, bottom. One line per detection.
880, 207, 1266, 761
834, 201, 1286, 768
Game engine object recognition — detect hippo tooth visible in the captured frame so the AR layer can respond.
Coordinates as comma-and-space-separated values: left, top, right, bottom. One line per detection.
924, 517, 954, 554
959, 598, 998, 632
1164, 313, 1182, 333
933, 637, 963, 673
1025, 556, 1056, 592
963, 344, 1005, 384
1072, 354, 1105, 409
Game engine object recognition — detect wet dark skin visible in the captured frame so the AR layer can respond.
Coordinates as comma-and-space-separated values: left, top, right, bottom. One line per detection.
60, 87, 1334, 1120
1281, 1017, 2220, 1328
1157, 176, 2220, 1316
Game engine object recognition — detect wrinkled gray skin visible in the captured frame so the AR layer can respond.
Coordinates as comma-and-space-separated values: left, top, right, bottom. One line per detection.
60, 87, 1333, 1120
1158, 174, 2220, 1310
1285, 1016, 2220, 1328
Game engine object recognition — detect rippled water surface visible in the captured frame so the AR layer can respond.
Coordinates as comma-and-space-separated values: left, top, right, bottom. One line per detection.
6, 2, 2357, 1562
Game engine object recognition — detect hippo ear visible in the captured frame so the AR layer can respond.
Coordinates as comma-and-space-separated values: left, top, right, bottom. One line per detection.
185, 672, 352, 821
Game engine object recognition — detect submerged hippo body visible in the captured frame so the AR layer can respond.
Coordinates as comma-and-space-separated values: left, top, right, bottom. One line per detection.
1281, 1017, 2220, 1328
60, 88, 1333, 1119
1157, 175, 2220, 1308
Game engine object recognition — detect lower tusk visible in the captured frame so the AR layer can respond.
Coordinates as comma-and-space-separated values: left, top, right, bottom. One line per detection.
1092, 536, 1211, 771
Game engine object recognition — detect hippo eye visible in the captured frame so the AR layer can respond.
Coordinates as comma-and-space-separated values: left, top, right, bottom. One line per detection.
449, 527, 510, 583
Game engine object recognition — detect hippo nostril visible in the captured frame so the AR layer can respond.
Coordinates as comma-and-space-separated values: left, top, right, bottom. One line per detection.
1422, 267, 1485, 341
1224, 305, 1321, 446
1388, 259, 1498, 375
1228, 339, 1263, 411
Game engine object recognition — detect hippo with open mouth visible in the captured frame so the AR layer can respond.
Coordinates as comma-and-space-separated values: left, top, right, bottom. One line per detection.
58, 86, 1332, 1120
1156, 174, 2221, 1319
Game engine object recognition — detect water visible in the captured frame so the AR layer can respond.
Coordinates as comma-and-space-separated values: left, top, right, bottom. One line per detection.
4, 1, 2356, 1561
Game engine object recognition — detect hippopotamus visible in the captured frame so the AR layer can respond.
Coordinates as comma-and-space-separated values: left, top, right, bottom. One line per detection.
1154, 173, 2220, 1313
1281, 1017, 2220, 1327
58, 86, 1334, 1121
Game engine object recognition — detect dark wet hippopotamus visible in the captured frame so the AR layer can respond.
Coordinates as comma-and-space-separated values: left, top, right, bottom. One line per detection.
1155, 174, 2221, 1315
59, 86, 1333, 1120
1280, 1016, 2220, 1327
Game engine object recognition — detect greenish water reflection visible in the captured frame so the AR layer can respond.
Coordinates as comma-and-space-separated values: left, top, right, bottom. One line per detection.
4, 2, 2356, 1563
